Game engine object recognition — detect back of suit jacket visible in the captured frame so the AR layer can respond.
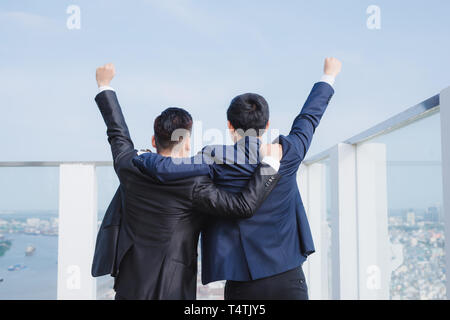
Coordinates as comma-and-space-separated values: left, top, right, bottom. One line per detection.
95, 90, 206, 299
113, 170, 207, 300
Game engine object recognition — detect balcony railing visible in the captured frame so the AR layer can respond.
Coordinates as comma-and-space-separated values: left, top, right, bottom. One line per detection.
299, 86, 450, 300
0, 161, 116, 299
0, 86, 449, 300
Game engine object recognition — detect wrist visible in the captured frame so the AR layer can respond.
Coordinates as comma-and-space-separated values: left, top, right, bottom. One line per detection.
98, 85, 115, 93
324, 72, 338, 77
97, 81, 111, 88
320, 74, 336, 86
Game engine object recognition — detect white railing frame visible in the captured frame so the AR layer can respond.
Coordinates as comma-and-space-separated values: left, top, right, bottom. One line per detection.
0, 161, 111, 300
301, 89, 448, 300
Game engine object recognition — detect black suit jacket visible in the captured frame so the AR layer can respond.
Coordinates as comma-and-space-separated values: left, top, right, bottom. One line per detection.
91, 90, 280, 300
92, 187, 121, 277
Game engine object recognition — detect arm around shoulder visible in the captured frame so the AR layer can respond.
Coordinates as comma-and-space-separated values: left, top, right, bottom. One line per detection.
192, 163, 281, 218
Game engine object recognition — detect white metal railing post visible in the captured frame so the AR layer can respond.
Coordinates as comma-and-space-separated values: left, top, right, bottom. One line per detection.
300, 161, 329, 299
57, 163, 98, 299
356, 143, 390, 299
329, 147, 340, 300
329, 143, 359, 300
439, 86, 450, 299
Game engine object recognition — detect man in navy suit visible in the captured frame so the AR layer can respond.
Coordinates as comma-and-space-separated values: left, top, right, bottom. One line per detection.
133, 57, 342, 299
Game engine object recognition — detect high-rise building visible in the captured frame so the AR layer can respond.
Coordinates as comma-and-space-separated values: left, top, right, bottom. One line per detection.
406, 210, 416, 226
426, 206, 440, 223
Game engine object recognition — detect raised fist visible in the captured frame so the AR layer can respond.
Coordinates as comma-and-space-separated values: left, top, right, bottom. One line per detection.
96, 63, 116, 87
324, 57, 342, 77
260, 143, 283, 162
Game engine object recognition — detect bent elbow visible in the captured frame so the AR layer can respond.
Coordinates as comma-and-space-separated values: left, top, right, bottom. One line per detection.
240, 204, 255, 219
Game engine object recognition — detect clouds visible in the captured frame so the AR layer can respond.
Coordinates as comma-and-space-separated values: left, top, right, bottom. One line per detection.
0, 11, 55, 30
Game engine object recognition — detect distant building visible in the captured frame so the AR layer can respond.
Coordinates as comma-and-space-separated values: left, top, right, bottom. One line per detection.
406, 210, 416, 226
26, 218, 40, 227
426, 206, 440, 223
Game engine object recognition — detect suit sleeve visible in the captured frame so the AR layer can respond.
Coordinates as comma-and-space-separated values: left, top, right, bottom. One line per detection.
133, 151, 212, 183
95, 90, 135, 172
281, 82, 334, 175
192, 163, 281, 218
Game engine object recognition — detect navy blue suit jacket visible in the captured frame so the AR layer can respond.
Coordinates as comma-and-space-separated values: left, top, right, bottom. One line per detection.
134, 82, 335, 284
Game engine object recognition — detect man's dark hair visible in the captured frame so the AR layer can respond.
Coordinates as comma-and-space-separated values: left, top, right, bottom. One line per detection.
154, 107, 193, 151
227, 93, 269, 136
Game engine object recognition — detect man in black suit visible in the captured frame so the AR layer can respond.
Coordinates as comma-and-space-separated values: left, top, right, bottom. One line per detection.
93, 63, 282, 300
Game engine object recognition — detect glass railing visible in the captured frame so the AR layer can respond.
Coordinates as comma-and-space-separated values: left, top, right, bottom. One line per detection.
1, 86, 449, 300
0, 162, 118, 300
0, 162, 225, 300
301, 87, 450, 300
0, 165, 59, 299
358, 111, 444, 299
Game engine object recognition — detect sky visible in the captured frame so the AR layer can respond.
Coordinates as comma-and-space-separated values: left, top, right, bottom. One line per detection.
0, 0, 449, 210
